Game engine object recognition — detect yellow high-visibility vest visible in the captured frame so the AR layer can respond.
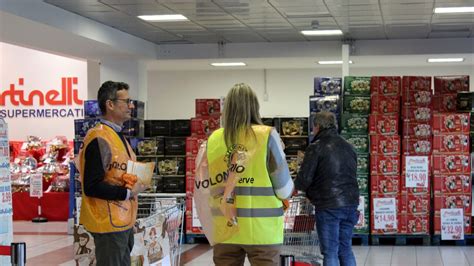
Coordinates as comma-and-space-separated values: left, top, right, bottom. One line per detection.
79, 123, 137, 233
207, 125, 284, 245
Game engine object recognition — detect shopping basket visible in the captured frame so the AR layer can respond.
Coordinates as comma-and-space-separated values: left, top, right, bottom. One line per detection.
281, 196, 323, 266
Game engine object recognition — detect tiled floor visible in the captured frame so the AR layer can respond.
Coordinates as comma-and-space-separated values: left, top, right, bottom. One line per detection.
10, 221, 474, 265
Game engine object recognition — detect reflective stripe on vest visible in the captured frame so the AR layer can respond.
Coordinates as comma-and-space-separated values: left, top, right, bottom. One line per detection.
207, 125, 284, 245
78, 123, 138, 233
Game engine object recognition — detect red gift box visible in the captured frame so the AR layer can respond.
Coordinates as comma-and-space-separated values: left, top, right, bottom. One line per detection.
432, 134, 470, 154
401, 106, 432, 122
432, 154, 470, 175
402, 138, 432, 155
370, 76, 402, 95
434, 213, 472, 235
370, 135, 401, 155
371, 195, 400, 234
432, 94, 457, 113
402, 121, 432, 139
369, 114, 399, 135
399, 214, 430, 234
370, 175, 400, 195
186, 175, 195, 194
370, 95, 400, 114
186, 156, 196, 176
433, 174, 472, 195
186, 136, 207, 156
370, 155, 401, 175
401, 90, 432, 106
402, 76, 432, 94
190, 116, 221, 136
432, 113, 470, 134
434, 75, 469, 95
399, 193, 431, 214
195, 99, 221, 117
434, 194, 472, 215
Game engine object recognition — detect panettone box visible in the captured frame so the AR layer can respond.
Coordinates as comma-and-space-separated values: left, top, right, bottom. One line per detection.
370, 76, 401, 95
157, 156, 185, 176
402, 76, 432, 94
309, 95, 341, 114
145, 120, 170, 137
170, 119, 191, 136
341, 134, 369, 153
186, 156, 196, 176
434, 75, 470, 95
164, 137, 186, 155
279, 117, 309, 136
195, 99, 221, 117
456, 92, 474, 112
432, 94, 457, 113
186, 136, 207, 156
343, 95, 371, 114
399, 214, 430, 234
432, 113, 470, 134
369, 114, 399, 135
341, 113, 369, 134
370, 175, 400, 195
402, 121, 432, 139
357, 174, 369, 194
432, 154, 470, 175
399, 193, 430, 214
186, 175, 195, 194
136, 137, 164, 156
370, 95, 400, 114
357, 153, 370, 174
162, 176, 185, 193
314, 77, 342, 96
343, 76, 371, 95
433, 174, 472, 195
401, 90, 433, 106
282, 137, 308, 155
401, 138, 432, 155
74, 118, 100, 138
287, 155, 303, 177
401, 106, 432, 122
370, 135, 401, 155
122, 119, 144, 137
190, 116, 221, 136
84, 100, 101, 118
432, 134, 469, 154
370, 155, 400, 175
434, 194, 472, 215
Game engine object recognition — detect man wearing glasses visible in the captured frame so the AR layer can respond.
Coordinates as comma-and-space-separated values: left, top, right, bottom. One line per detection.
78, 81, 147, 265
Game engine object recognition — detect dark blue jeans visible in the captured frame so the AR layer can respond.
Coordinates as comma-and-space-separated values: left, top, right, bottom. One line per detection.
315, 206, 359, 266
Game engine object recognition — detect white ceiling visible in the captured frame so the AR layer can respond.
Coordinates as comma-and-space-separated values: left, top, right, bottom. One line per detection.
43, 0, 474, 44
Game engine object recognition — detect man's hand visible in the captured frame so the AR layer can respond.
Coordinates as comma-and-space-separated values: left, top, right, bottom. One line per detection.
123, 173, 138, 189
130, 182, 148, 198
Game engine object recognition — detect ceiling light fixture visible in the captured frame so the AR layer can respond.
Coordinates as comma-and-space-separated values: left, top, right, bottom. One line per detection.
434, 7, 474, 13
138, 14, 188, 22
427, 58, 464, 63
301, 29, 343, 36
318, 60, 353, 65
210, 62, 246, 67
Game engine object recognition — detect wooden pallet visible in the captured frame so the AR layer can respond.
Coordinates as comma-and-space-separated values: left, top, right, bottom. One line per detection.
432, 234, 474, 246
371, 234, 431, 246
352, 234, 369, 246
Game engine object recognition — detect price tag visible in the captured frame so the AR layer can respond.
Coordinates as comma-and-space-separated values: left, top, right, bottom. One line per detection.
373, 198, 397, 230
192, 198, 202, 227
30, 173, 43, 198
355, 196, 365, 228
405, 156, 428, 188
441, 208, 464, 240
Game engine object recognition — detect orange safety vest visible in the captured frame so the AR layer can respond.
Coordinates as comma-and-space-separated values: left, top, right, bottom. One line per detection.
78, 123, 137, 233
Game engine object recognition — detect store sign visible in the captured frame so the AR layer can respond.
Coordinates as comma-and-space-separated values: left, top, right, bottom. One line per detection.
373, 198, 397, 230
0, 42, 87, 140
405, 156, 429, 188
441, 208, 464, 240
29, 173, 43, 198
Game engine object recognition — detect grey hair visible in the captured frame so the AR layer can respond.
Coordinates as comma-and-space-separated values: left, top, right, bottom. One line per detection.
313, 111, 337, 130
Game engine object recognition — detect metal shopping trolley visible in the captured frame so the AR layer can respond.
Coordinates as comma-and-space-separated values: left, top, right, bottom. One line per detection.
136, 193, 185, 266
281, 196, 323, 266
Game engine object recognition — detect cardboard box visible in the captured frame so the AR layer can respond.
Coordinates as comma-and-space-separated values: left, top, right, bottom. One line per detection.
164, 137, 186, 155
186, 156, 196, 176
282, 137, 308, 155
370, 155, 400, 175
145, 120, 170, 137
434, 194, 472, 215
136, 137, 164, 156
190, 116, 221, 136
370, 175, 400, 195
399, 193, 430, 214
162, 175, 185, 193
357, 174, 369, 194
371, 195, 399, 234
157, 156, 185, 176
432, 113, 470, 134
343, 76, 371, 95
432, 94, 457, 113
195, 99, 221, 117
456, 92, 474, 112
279, 117, 309, 136
402, 76, 432, 94
370, 76, 402, 95
432, 134, 470, 154
369, 114, 399, 135
370, 95, 401, 114
314, 77, 342, 96
287, 155, 302, 177
74, 118, 100, 137
432, 154, 470, 175
370, 135, 401, 155
357, 153, 370, 174
341, 113, 369, 134
402, 138, 432, 155
186, 175, 195, 194
341, 134, 369, 153
84, 100, 101, 118
343, 95, 371, 113
434, 213, 472, 235
401, 106, 432, 122
399, 214, 430, 234
185, 136, 207, 156
434, 75, 470, 95
170, 119, 191, 137
401, 90, 432, 106
309, 95, 341, 114
402, 121, 432, 139
433, 174, 472, 195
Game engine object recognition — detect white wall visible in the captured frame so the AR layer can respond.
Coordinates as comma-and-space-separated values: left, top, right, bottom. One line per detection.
147, 65, 474, 119
100, 58, 140, 99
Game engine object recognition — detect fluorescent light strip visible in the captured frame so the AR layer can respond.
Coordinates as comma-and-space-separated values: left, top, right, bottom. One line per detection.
211, 62, 246, 67
301, 30, 343, 36
138, 14, 188, 22
434, 7, 474, 13
427, 58, 464, 63
318, 60, 353, 65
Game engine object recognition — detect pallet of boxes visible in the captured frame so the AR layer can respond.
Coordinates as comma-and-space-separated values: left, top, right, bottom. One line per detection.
185, 99, 221, 244
340, 76, 371, 245
431, 76, 472, 244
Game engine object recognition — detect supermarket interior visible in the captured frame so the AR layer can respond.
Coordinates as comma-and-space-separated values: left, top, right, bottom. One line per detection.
1, 0, 474, 265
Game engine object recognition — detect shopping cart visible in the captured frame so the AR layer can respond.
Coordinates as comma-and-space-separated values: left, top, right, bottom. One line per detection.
136, 193, 185, 266
0, 242, 26, 266
281, 196, 323, 266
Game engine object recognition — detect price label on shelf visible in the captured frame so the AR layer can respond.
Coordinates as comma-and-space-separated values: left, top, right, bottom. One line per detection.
30, 173, 43, 198
192, 198, 202, 227
405, 156, 428, 188
441, 208, 464, 240
373, 198, 397, 230
355, 196, 365, 229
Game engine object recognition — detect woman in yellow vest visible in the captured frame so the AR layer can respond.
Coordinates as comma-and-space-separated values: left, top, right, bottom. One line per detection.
195, 83, 294, 265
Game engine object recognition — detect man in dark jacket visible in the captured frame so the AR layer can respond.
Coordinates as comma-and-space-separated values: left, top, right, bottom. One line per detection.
295, 111, 359, 266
